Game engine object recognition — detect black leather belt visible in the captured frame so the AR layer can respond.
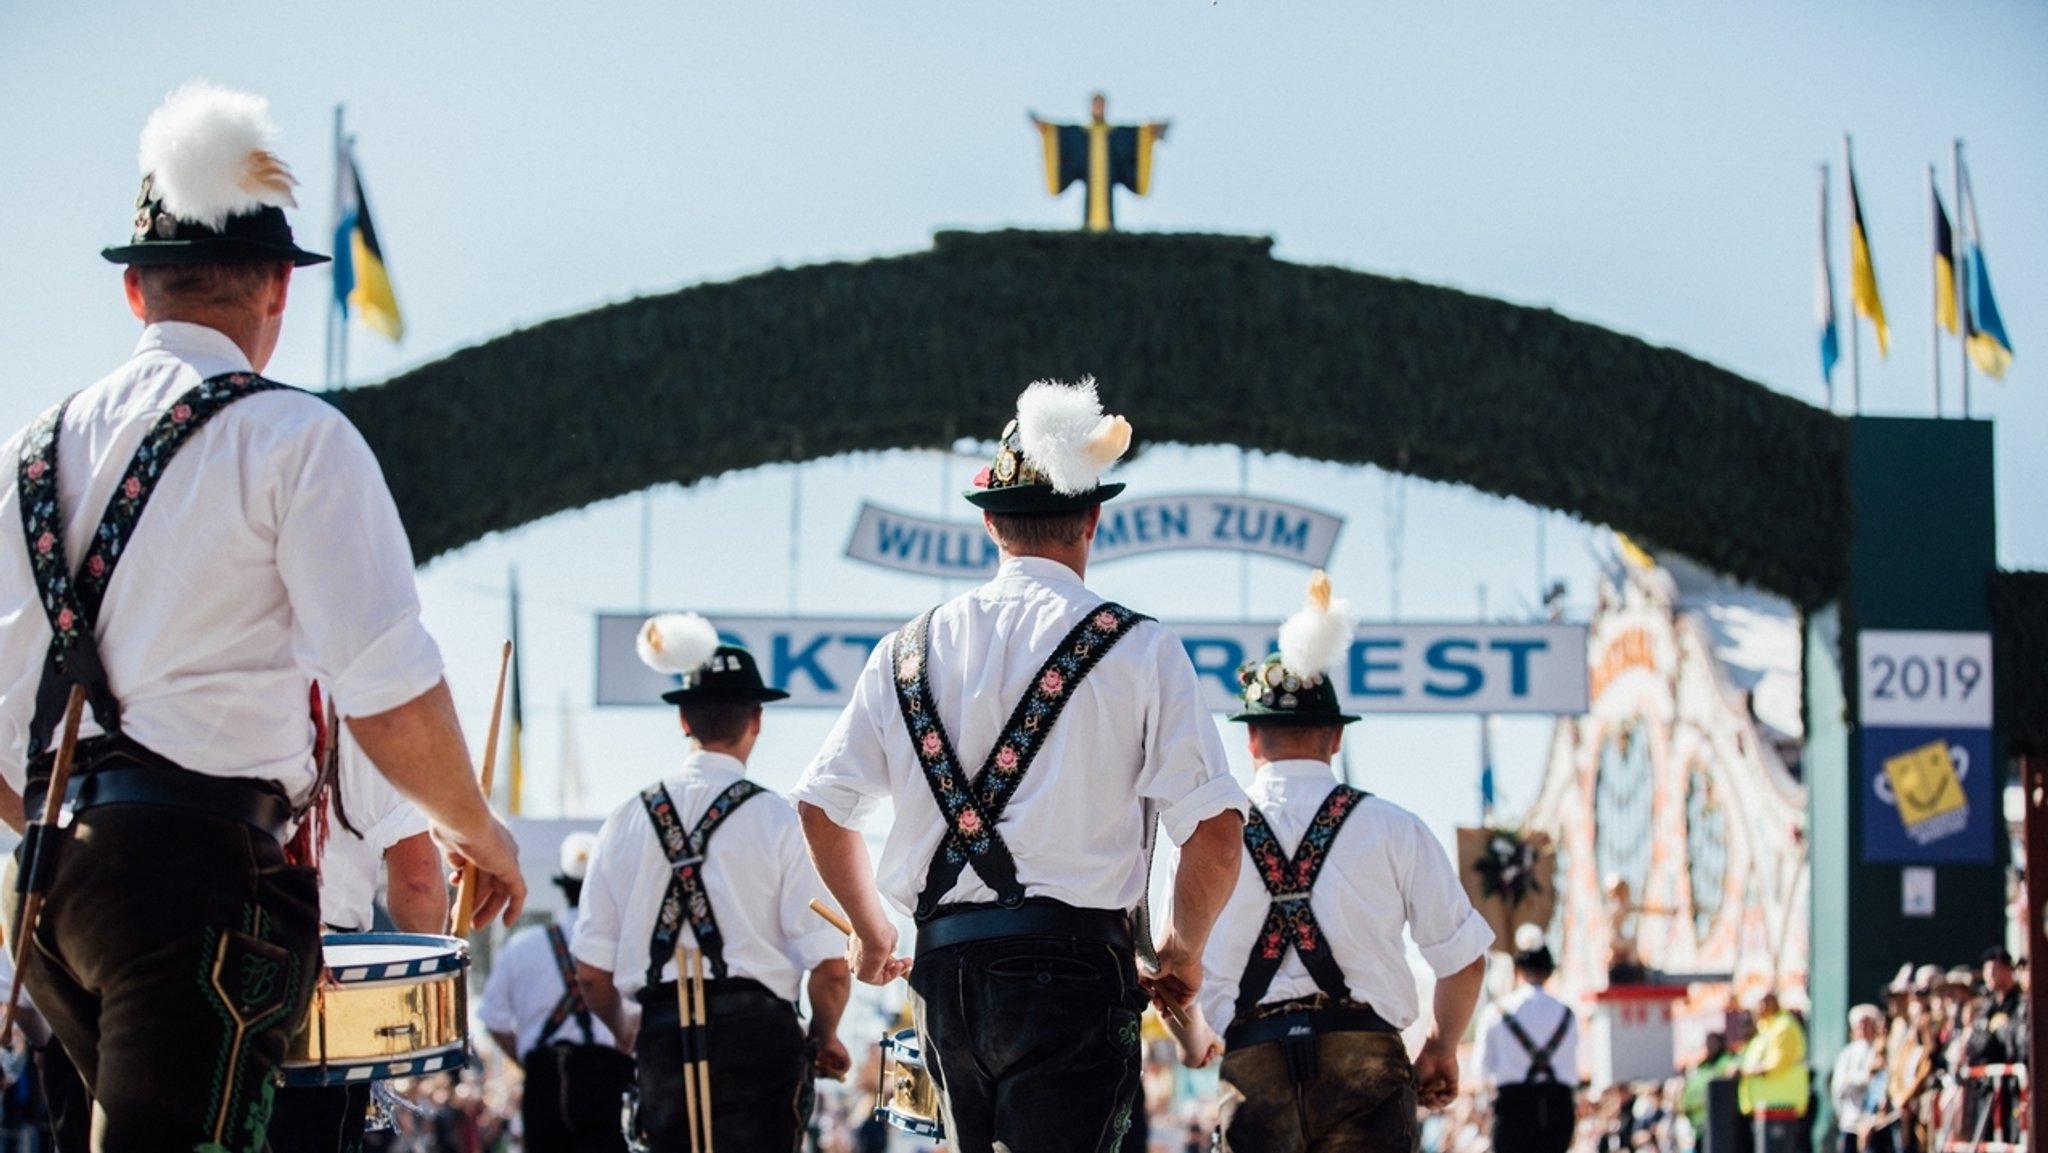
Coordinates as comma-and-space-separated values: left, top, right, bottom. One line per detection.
38, 767, 294, 844
914, 898, 1133, 958
1224, 1001, 1400, 1050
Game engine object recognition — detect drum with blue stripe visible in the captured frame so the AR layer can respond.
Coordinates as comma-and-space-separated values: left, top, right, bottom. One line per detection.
282, 933, 470, 1086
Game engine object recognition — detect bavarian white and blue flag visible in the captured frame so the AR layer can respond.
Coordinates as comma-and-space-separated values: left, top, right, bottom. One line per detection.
1961, 164, 2014, 380
1817, 168, 1841, 386
332, 144, 403, 341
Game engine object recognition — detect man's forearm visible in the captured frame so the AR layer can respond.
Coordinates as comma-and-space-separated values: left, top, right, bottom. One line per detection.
798, 803, 892, 941
575, 962, 629, 1045
807, 959, 851, 1039
346, 680, 493, 835
1167, 811, 1244, 954
0, 779, 22, 833
382, 832, 450, 934
1429, 957, 1486, 1049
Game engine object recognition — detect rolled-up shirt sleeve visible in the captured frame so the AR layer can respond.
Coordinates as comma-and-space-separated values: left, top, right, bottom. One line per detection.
1137, 628, 1248, 845
1401, 812, 1494, 975
274, 412, 443, 719
790, 638, 897, 829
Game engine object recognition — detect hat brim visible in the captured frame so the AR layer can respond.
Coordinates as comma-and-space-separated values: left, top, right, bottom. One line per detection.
963, 481, 1124, 513
661, 686, 790, 706
102, 237, 330, 267
1227, 709, 1361, 726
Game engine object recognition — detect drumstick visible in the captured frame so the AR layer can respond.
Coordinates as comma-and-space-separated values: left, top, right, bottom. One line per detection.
2, 685, 85, 1046
450, 641, 513, 935
691, 947, 715, 1153
808, 898, 853, 936
677, 940, 701, 1153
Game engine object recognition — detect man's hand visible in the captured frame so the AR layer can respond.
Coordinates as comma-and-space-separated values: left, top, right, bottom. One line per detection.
814, 1034, 853, 1080
1139, 931, 1203, 1017
1413, 1039, 1460, 1109
435, 814, 526, 928
849, 921, 912, 986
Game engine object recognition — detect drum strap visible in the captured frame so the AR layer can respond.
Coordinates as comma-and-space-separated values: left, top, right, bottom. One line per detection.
538, 922, 594, 1046
639, 779, 765, 986
1502, 1003, 1574, 1083
1233, 785, 1368, 1025
891, 603, 1146, 920
17, 373, 294, 761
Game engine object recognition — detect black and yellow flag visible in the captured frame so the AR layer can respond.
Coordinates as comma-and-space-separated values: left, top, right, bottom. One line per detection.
1848, 159, 1890, 356
1933, 187, 1959, 336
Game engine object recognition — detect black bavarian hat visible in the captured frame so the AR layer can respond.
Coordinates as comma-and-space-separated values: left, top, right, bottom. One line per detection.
661, 645, 789, 706
1227, 571, 1361, 726
964, 379, 1131, 513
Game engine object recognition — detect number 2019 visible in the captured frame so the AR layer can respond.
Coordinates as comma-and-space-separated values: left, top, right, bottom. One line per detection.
1870, 654, 1982, 701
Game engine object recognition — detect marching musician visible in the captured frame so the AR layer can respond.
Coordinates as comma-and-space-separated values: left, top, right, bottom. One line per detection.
481, 832, 633, 1153
1173, 573, 1491, 1153
0, 82, 524, 1150
794, 379, 1249, 1152
574, 616, 850, 1153
1476, 926, 1580, 1153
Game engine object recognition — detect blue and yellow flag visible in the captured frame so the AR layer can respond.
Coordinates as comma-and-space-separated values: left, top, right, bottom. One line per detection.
1848, 160, 1890, 357
1933, 188, 1958, 336
1961, 171, 2014, 379
332, 147, 404, 341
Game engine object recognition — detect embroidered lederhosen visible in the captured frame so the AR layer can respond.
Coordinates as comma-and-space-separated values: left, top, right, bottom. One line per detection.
890, 603, 1147, 920
1502, 1008, 1573, 1083
18, 373, 292, 765
1232, 784, 1368, 1026
638, 779, 765, 986
536, 923, 595, 1047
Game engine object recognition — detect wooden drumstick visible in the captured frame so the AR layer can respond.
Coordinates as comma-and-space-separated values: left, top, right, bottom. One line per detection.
677, 940, 701, 1153
2, 685, 85, 1046
808, 898, 853, 936
450, 641, 512, 935
691, 947, 715, 1153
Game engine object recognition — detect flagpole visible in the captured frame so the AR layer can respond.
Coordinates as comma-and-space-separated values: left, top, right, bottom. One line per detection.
1956, 140, 1972, 419
508, 566, 523, 817
1844, 134, 1860, 415
327, 105, 343, 390
1928, 164, 1941, 418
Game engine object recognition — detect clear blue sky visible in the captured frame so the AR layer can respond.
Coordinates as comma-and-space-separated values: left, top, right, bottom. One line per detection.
2, 1, 2043, 858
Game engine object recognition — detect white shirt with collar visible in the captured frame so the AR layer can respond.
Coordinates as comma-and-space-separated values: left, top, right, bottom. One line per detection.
319, 738, 431, 932
792, 556, 1247, 916
483, 905, 619, 1057
1476, 983, 1579, 1087
0, 322, 443, 801
572, 749, 843, 1003
1197, 759, 1493, 1036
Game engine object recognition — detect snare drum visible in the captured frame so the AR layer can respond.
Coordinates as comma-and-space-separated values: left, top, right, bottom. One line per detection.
875, 1027, 944, 1138
281, 933, 469, 1086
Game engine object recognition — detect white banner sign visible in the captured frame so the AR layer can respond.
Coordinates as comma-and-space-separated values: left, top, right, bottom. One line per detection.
596, 614, 1587, 715
1857, 630, 1994, 729
843, 493, 1344, 580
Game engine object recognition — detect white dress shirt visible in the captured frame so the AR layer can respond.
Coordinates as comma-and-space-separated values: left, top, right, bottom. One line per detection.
1476, 983, 1580, 1087
572, 750, 843, 1003
319, 738, 431, 931
0, 322, 443, 801
792, 556, 1247, 915
1198, 759, 1493, 1036
483, 906, 619, 1057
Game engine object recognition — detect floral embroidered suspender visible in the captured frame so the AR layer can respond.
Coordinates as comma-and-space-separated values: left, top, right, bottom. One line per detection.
1233, 784, 1367, 1024
536, 922, 595, 1047
638, 779, 765, 986
16, 373, 292, 760
890, 602, 1148, 921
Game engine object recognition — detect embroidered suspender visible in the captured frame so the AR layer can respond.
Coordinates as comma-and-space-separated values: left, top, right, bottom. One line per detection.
536, 923, 595, 1047
1502, 1006, 1573, 1083
890, 602, 1148, 921
638, 779, 765, 986
1233, 784, 1368, 1024
17, 373, 294, 759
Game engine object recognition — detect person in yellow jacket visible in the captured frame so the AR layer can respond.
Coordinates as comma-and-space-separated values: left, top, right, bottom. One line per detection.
1737, 992, 1810, 1153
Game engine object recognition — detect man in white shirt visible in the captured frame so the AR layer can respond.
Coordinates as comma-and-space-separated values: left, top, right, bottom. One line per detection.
575, 623, 850, 1153
0, 83, 523, 1151
795, 380, 1249, 1153
1475, 926, 1579, 1153
484, 832, 633, 1153
1174, 573, 1491, 1153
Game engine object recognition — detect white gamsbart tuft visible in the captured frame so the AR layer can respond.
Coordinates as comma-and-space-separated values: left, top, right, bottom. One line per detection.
138, 81, 298, 230
1277, 570, 1355, 682
1015, 377, 1132, 495
637, 612, 720, 675
1514, 923, 1547, 953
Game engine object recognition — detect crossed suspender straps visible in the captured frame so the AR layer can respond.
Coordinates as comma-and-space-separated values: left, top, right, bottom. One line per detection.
1233, 784, 1368, 1025
16, 373, 293, 760
638, 779, 765, 987
1501, 1003, 1574, 1083
889, 602, 1147, 921
536, 923, 595, 1047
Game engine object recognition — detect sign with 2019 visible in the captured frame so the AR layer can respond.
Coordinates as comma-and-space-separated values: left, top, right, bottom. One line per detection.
843, 493, 1345, 579
595, 614, 1589, 715
1858, 630, 1995, 864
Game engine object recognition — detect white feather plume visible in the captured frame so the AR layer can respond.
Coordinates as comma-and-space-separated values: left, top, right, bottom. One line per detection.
139, 81, 298, 230
1277, 570, 1355, 682
1016, 377, 1132, 495
637, 613, 720, 675
1513, 923, 1548, 954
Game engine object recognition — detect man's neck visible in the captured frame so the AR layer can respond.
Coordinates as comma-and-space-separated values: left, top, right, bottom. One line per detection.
1000, 546, 1088, 580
